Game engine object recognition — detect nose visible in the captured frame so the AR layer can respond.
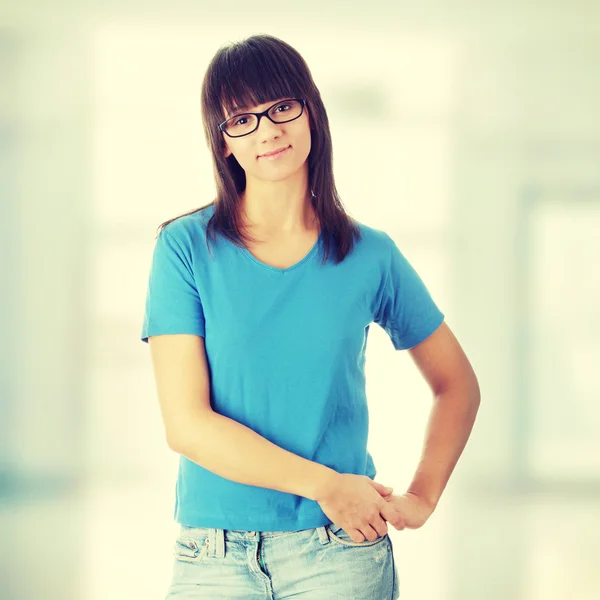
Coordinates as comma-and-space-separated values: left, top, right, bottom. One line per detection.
257, 114, 283, 136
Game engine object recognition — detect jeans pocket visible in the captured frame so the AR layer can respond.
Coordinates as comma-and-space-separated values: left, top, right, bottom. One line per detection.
174, 530, 210, 564
327, 522, 388, 548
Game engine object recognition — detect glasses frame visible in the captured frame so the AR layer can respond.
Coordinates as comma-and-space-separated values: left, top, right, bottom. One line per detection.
218, 98, 306, 138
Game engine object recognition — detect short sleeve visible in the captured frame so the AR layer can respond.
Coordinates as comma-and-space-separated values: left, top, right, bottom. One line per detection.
140, 228, 206, 343
373, 234, 444, 350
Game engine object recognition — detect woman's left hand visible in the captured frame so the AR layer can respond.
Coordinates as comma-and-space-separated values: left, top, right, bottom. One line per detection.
379, 491, 436, 531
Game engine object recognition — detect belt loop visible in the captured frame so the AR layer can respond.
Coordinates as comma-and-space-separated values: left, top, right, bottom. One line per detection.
316, 524, 331, 545
209, 528, 225, 558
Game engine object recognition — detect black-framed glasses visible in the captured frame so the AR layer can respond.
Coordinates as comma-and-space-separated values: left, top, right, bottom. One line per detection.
218, 98, 306, 138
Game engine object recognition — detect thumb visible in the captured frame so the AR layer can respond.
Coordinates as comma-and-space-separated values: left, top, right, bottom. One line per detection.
381, 501, 401, 525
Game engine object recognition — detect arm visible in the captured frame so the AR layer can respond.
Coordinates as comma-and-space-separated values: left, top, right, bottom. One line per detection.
404, 320, 481, 510
148, 333, 336, 501
175, 410, 337, 502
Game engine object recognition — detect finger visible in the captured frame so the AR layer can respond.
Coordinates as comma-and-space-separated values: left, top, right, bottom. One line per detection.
381, 503, 403, 528
394, 519, 406, 531
372, 515, 389, 537
359, 523, 382, 542
349, 528, 366, 543
370, 481, 394, 494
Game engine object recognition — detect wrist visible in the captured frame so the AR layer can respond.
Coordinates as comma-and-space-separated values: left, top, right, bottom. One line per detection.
406, 488, 438, 512
304, 463, 339, 502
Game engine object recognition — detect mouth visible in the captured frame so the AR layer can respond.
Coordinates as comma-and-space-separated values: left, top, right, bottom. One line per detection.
258, 145, 291, 159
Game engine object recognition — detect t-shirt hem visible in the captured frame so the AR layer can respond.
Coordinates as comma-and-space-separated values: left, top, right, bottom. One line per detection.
393, 311, 445, 351
141, 326, 206, 344
174, 510, 333, 532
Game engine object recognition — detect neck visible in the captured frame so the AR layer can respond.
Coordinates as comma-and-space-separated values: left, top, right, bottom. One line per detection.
239, 184, 318, 236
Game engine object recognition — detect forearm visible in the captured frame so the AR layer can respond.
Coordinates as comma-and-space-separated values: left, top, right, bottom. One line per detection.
406, 384, 480, 510
169, 411, 337, 501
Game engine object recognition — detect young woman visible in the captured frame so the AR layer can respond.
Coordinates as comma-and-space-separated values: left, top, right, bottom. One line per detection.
141, 34, 480, 600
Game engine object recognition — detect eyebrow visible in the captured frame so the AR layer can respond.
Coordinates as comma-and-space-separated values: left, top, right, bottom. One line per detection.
229, 105, 251, 115
228, 98, 287, 118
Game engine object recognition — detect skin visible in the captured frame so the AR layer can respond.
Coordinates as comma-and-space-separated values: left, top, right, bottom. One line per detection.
222, 97, 318, 237
380, 320, 481, 534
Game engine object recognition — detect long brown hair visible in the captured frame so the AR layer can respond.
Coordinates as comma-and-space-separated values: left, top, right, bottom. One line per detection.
157, 33, 361, 266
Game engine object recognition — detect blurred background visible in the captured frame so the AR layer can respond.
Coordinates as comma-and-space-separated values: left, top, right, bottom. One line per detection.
1, 2, 599, 599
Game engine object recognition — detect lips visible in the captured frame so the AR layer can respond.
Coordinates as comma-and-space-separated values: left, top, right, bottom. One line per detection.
259, 145, 291, 158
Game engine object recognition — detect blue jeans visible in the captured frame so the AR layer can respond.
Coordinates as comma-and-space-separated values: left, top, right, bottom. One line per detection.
165, 521, 400, 599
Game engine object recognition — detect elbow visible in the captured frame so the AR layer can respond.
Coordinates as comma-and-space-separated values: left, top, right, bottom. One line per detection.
464, 376, 481, 407
165, 426, 185, 453
165, 410, 213, 454
166, 432, 183, 453
437, 374, 481, 406
166, 426, 192, 454
472, 374, 481, 403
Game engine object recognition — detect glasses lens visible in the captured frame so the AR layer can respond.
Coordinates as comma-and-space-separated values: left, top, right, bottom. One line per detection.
269, 99, 302, 123
225, 100, 302, 137
225, 113, 258, 137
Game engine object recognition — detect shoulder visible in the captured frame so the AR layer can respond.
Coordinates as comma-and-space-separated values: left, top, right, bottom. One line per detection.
159, 203, 215, 251
353, 219, 395, 260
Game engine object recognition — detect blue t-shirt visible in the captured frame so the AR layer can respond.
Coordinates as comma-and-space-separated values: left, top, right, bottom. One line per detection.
141, 202, 444, 532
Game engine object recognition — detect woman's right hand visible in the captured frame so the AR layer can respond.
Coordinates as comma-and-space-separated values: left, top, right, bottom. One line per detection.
315, 472, 402, 543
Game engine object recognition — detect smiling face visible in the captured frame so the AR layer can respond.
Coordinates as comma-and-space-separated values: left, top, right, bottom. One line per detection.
222, 97, 312, 182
